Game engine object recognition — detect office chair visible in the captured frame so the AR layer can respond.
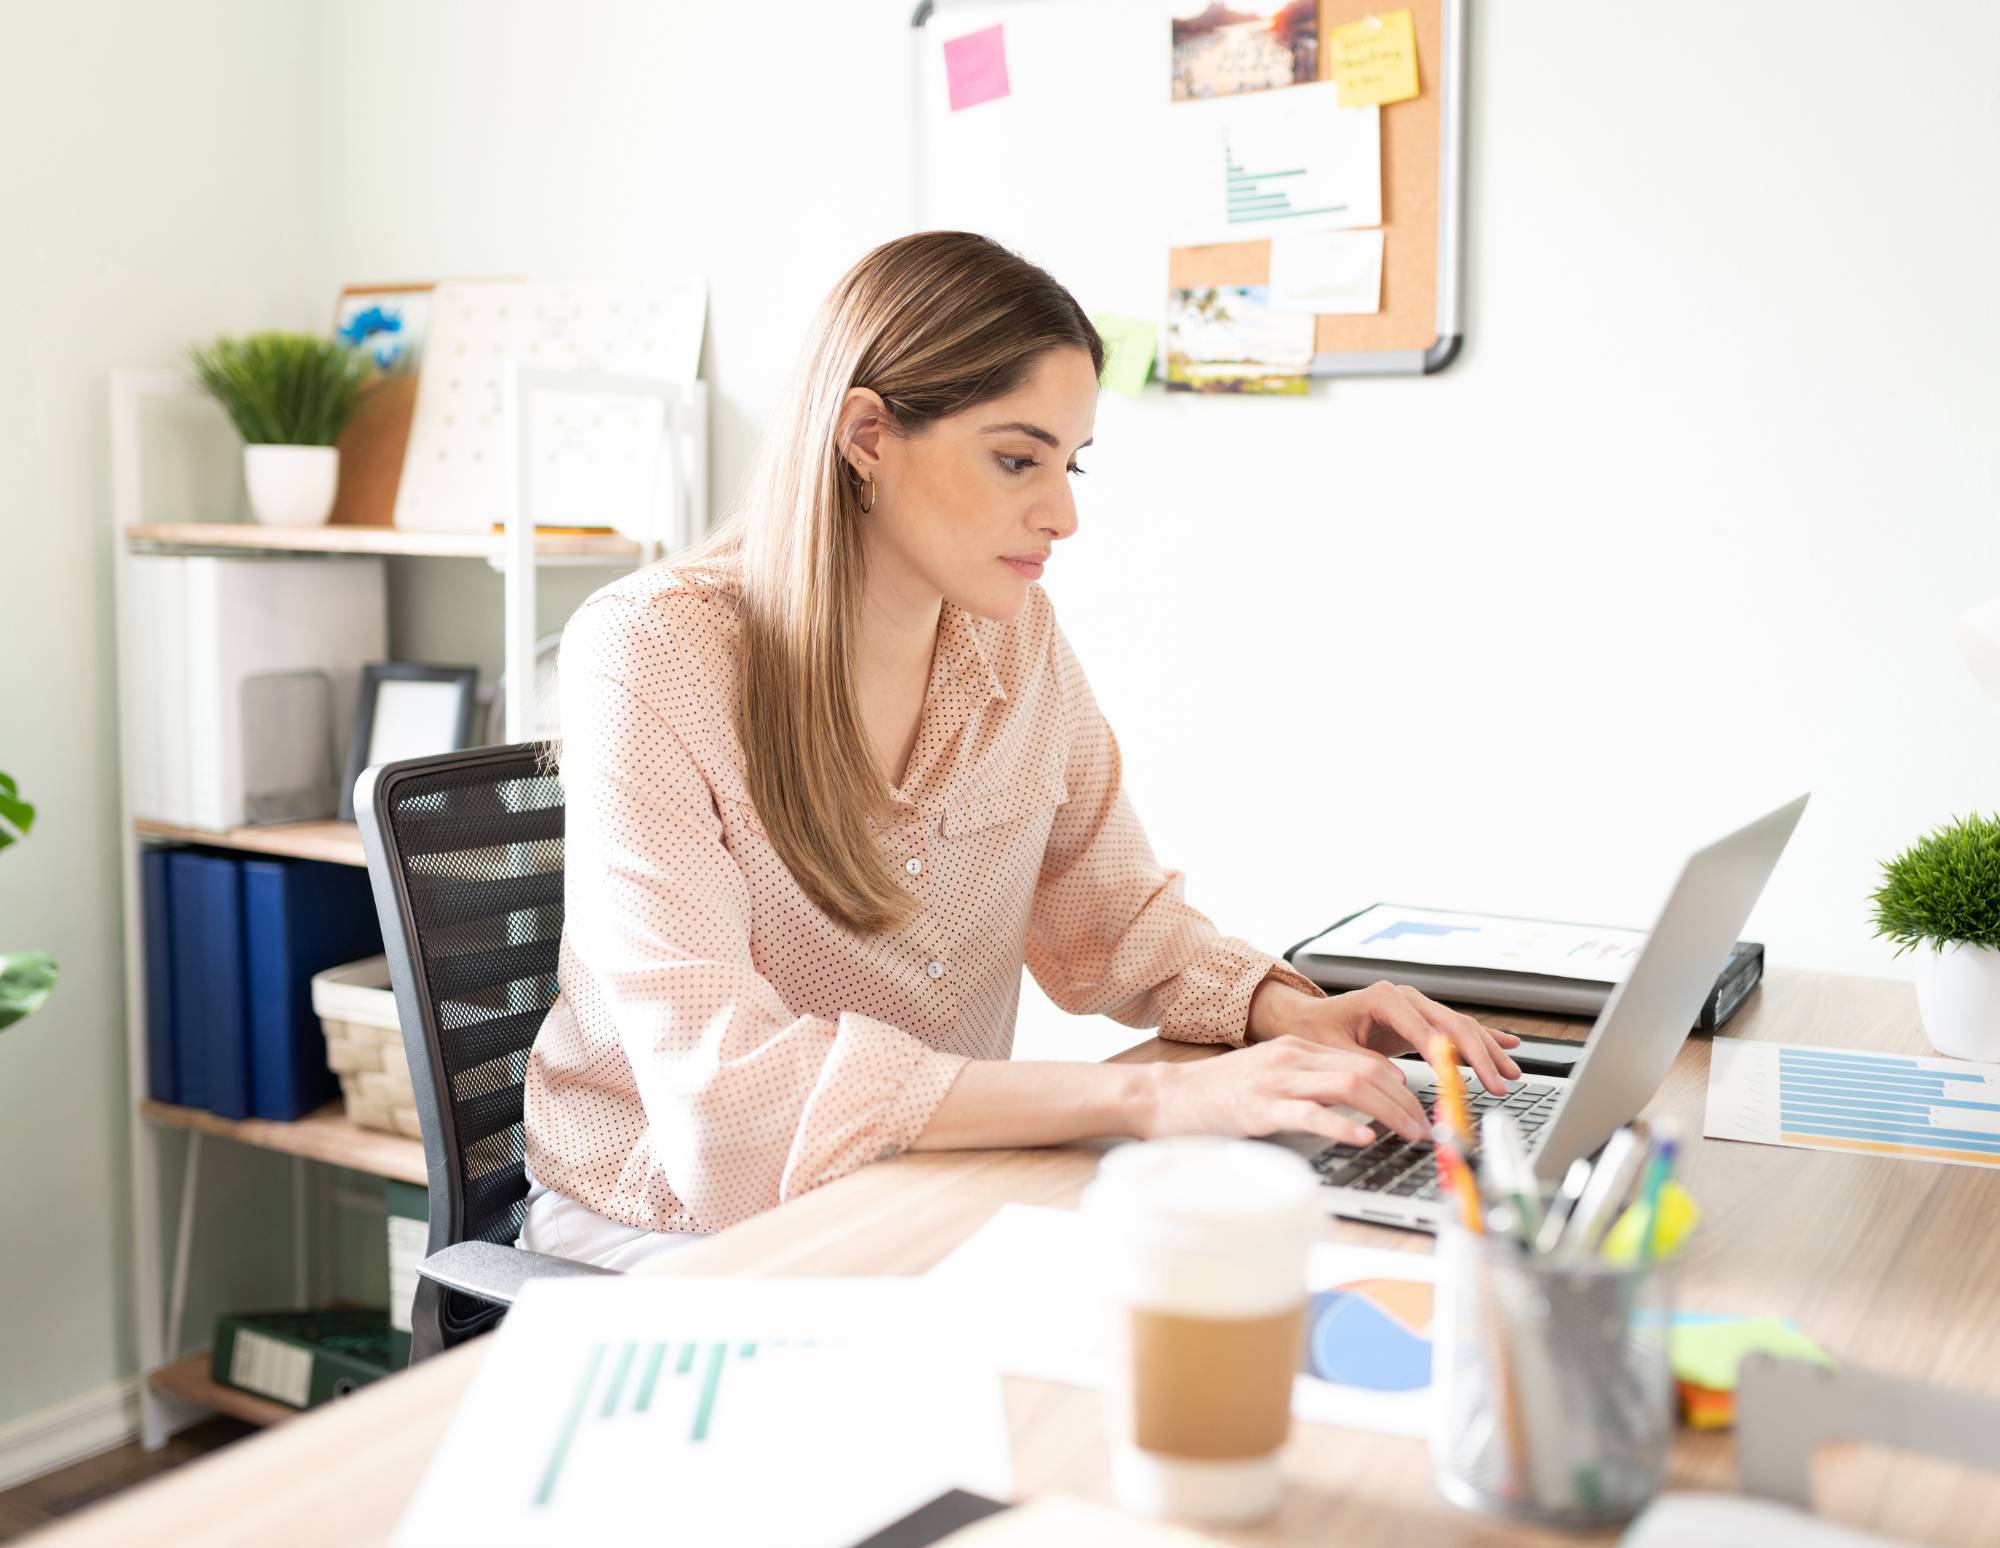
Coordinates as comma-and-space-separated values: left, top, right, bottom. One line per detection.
355, 742, 614, 1364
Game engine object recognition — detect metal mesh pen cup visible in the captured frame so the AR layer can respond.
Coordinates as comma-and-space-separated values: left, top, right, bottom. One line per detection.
1429, 1221, 1676, 1527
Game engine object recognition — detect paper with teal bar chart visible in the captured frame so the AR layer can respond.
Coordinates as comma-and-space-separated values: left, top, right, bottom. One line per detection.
1705, 1040, 2000, 1171
1168, 81, 1380, 247
392, 1278, 1011, 1548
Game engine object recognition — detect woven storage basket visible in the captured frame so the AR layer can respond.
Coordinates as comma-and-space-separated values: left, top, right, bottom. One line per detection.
311, 956, 422, 1138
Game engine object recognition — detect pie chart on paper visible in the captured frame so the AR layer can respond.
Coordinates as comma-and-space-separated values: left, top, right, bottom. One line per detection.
1301, 1278, 1434, 1392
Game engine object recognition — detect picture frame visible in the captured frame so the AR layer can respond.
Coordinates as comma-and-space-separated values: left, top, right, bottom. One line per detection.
339, 662, 480, 821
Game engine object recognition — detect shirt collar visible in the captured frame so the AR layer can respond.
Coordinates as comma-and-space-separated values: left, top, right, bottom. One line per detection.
938, 602, 1007, 703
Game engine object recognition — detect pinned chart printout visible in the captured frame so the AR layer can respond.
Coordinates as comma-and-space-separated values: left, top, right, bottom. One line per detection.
1167, 80, 1380, 247
1269, 229, 1386, 315
1297, 905, 1646, 983
925, 1204, 1438, 1437
1704, 1040, 2000, 1171
393, 1278, 1010, 1548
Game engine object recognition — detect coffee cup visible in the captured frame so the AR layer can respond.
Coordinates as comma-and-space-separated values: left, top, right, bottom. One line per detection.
1080, 1137, 1321, 1524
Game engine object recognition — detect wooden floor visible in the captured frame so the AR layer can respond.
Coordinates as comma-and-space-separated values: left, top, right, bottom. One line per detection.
0, 1420, 253, 1542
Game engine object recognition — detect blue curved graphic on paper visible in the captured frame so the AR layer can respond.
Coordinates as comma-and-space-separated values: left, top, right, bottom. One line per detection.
1361, 920, 1480, 947
1302, 1288, 1432, 1392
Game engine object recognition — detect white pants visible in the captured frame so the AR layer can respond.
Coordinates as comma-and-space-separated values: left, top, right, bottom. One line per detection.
519, 1174, 702, 1271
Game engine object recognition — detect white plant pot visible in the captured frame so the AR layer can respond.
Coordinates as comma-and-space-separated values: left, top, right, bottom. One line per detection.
245, 444, 339, 527
1912, 942, 2000, 1061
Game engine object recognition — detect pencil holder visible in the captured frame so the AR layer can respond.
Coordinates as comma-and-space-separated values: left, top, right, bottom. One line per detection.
1429, 1221, 1676, 1527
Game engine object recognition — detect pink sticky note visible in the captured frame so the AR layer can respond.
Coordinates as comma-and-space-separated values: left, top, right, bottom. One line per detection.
944, 24, 1010, 112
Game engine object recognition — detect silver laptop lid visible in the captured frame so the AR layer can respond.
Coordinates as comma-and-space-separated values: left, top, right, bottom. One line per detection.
1531, 794, 1810, 1183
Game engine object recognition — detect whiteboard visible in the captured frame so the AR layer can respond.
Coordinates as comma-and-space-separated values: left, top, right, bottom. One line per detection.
913, 0, 1171, 328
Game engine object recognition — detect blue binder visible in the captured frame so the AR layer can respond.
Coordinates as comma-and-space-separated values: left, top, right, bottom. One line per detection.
140, 847, 179, 1104
166, 850, 249, 1118
241, 858, 384, 1121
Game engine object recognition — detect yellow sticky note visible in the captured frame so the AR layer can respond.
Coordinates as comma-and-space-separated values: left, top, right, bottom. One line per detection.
1330, 9, 1420, 109
1670, 1317, 1833, 1393
1600, 1181, 1701, 1266
1091, 314, 1157, 398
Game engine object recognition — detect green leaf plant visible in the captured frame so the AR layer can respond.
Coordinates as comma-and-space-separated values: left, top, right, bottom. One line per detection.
186, 331, 382, 446
1870, 813, 2000, 955
0, 770, 57, 1030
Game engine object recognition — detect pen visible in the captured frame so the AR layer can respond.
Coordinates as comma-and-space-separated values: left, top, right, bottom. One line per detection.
1534, 1157, 1594, 1256
1479, 1110, 1541, 1242
1636, 1133, 1679, 1263
1553, 1126, 1647, 1264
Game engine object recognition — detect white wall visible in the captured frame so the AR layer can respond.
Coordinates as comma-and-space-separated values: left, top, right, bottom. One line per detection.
4, 0, 1994, 1433
304, 0, 2000, 1058
0, 1, 321, 1428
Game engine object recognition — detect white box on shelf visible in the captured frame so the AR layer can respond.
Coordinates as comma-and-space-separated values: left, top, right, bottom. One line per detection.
125, 555, 387, 831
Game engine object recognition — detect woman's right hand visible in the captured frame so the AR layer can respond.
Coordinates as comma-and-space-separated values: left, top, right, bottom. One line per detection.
1142, 1036, 1432, 1149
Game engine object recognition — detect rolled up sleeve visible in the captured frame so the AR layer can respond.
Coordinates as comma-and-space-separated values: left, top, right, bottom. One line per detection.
558, 599, 968, 1230
1024, 622, 1324, 1048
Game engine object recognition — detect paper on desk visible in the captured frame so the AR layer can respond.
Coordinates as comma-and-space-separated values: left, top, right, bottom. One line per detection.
1297, 904, 1647, 983
1622, 1491, 1912, 1548
391, 1277, 1010, 1548
1168, 81, 1380, 247
1268, 229, 1385, 315
925, 1203, 1438, 1436
1670, 1314, 1831, 1392
1704, 1039, 2000, 1172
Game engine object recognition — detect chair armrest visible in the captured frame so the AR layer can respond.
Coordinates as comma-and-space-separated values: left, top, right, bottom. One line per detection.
415, 1239, 618, 1307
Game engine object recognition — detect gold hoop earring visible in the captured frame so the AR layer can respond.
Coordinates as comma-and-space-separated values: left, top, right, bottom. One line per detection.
859, 476, 877, 514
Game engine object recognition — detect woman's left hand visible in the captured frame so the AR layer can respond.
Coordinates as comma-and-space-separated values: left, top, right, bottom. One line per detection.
1247, 979, 1523, 1095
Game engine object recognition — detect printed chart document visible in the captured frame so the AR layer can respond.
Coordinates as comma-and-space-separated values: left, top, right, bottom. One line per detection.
1168, 81, 1380, 246
925, 1204, 1438, 1436
393, 1277, 1011, 1548
1297, 904, 1646, 982
1704, 1040, 2000, 1172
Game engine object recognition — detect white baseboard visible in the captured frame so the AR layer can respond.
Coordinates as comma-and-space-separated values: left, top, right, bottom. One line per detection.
0, 1376, 143, 1493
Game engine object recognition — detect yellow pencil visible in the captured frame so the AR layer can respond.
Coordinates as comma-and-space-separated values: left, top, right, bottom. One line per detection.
1426, 1034, 1473, 1150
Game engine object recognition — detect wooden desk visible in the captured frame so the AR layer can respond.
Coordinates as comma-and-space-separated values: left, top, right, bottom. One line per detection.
34, 971, 2000, 1547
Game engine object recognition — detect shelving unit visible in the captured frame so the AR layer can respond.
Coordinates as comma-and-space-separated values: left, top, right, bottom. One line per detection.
110, 364, 707, 1447
133, 817, 366, 868
148, 1354, 297, 1429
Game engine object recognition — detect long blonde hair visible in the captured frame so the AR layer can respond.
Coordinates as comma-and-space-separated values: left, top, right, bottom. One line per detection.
683, 232, 1104, 933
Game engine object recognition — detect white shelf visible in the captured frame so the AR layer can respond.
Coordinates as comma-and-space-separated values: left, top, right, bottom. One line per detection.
124, 520, 643, 563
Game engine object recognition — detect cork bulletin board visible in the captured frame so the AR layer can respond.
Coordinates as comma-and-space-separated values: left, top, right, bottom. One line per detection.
912, 0, 1468, 377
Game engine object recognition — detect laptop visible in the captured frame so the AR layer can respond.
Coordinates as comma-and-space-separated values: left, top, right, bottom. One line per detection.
1271, 794, 1810, 1232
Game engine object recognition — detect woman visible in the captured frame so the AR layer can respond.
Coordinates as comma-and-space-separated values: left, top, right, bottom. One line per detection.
521, 232, 1519, 1267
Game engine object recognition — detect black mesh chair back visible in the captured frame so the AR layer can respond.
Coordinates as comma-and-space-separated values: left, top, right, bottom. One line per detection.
355, 742, 566, 1353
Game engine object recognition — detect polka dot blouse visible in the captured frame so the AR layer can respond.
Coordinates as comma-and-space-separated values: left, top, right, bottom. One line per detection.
522, 562, 1323, 1236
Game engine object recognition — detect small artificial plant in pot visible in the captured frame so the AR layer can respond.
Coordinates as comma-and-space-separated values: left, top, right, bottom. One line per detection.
187, 331, 380, 527
1, 771, 57, 1032
1871, 813, 2000, 1061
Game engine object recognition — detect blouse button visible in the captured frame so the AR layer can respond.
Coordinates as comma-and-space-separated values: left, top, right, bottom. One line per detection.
905, 857, 923, 877
926, 960, 945, 980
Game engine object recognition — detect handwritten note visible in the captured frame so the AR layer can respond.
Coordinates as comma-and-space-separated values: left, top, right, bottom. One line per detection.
1330, 9, 1420, 109
943, 24, 1011, 112
1091, 315, 1158, 397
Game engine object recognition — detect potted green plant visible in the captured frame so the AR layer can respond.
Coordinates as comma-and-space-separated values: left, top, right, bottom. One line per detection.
0, 771, 57, 1031
1871, 813, 2000, 1060
187, 331, 381, 527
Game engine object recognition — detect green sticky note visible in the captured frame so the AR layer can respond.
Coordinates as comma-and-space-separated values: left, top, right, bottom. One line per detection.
1670, 1315, 1833, 1392
1092, 314, 1157, 397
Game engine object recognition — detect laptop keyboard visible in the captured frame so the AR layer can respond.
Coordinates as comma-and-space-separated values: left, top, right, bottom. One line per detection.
1310, 1082, 1564, 1201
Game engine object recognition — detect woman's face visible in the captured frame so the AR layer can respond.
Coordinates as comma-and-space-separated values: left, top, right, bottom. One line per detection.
849, 346, 1098, 622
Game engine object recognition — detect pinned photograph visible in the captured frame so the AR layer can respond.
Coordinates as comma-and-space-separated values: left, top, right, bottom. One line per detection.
1165, 285, 1313, 395
1172, 2, 1318, 101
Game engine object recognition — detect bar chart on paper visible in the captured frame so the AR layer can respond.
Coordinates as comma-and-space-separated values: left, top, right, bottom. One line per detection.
1705, 1041, 2000, 1170
393, 1278, 1011, 1548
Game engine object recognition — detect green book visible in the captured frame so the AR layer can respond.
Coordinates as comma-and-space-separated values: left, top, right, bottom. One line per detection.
211, 1308, 397, 1410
